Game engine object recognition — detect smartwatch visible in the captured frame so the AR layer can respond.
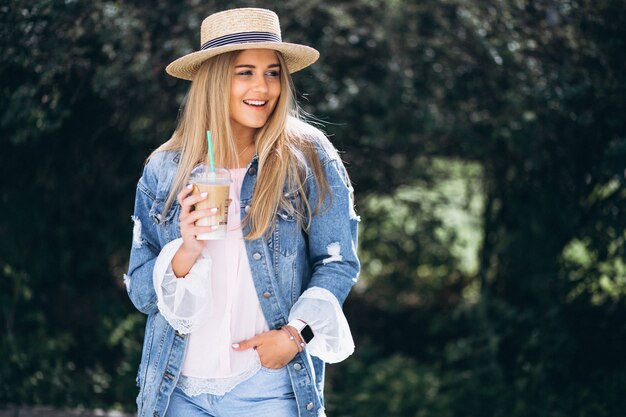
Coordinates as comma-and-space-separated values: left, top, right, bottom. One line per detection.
288, 319, 314, 344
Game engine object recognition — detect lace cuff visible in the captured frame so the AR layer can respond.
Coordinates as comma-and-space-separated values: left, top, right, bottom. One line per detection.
153, 238, 212, 334
289, 287, 355, 363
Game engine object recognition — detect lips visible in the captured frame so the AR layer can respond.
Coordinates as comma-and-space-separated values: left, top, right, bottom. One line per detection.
243, 99, 268, 107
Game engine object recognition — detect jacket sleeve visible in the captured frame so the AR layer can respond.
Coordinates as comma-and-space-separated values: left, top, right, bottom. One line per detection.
125, 163, 162, 315
304, 156, 360, 306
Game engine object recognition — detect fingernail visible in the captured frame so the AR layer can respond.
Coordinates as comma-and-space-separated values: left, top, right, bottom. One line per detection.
186, 184, 192, 190
231, 343, 240, 348
201, 192, 208, 197
210, 207, 218, 213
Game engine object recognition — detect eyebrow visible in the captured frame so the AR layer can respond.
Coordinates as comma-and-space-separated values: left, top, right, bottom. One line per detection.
234, 63, 281, 69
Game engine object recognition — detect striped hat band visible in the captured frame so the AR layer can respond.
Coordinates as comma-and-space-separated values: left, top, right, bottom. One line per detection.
166, 8, 320, 81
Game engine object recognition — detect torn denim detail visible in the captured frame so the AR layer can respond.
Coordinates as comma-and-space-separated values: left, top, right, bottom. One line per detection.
348, 188, 361, 222
323, 242, 343, 265
131, 215, 143, 248
123, 274, 131, 293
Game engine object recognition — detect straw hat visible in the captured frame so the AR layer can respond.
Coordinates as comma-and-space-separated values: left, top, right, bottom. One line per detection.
166, 8, 320, 80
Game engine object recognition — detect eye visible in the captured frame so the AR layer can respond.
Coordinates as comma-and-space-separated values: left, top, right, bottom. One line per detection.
236, 70, 253, 76
266, 70, 281, 78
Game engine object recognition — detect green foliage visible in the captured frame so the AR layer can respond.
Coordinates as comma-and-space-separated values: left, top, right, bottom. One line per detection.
357, 158, 483, 309
331, 296, 626, 416
1, 0, 625, 415
326, 344, 454, 417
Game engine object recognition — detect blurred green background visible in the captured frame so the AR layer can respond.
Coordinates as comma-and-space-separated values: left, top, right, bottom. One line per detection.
1, 0, 626, 415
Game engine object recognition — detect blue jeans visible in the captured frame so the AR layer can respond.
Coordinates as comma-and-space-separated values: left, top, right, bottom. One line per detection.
164, 367, 298, 417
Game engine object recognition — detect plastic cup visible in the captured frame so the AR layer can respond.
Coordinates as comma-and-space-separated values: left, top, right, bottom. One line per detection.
189, 166, 232, 240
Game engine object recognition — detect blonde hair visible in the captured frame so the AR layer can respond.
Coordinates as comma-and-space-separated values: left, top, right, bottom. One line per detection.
150, 50, 329, 239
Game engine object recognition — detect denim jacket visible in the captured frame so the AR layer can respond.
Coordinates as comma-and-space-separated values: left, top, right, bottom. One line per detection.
125, 135, 360, 417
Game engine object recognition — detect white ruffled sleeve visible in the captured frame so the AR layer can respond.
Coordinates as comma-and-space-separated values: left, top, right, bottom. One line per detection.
288, 287, 355, 364
153, 238, 212, 334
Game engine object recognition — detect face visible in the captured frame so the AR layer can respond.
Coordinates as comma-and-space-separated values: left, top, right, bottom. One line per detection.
229, 49, 282, 141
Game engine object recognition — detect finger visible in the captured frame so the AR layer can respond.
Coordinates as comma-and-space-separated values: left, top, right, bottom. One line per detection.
178, 188, 200, 221
185, 208, 219, 224
182, 192, 209, 209
179, 198, 213, 224
180, 226, 213, 238
181, 224, 217, 235
177, 184, 194, 206
232, 336, 259, 351
178, 225, 218, 243
179, 209, 214, 227
178, 192, 209, 218
190, 225, 219, 237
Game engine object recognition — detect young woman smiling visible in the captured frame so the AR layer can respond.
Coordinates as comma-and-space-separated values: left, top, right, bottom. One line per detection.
125, 8, 360, 417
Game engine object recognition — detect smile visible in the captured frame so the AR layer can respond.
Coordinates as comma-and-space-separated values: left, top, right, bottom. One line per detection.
243, 100, 268, 107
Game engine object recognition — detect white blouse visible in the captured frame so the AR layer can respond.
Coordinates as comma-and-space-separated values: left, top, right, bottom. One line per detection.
153, 168, 354, 396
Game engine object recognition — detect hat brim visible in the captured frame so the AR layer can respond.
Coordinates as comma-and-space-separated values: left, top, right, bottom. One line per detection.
166, 42, 320, 81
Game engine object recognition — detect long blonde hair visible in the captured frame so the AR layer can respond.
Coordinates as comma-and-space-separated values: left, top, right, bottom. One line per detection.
150, 50, 329, 239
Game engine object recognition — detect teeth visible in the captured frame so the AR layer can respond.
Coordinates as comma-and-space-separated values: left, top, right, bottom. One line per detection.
244, 100, 266, 106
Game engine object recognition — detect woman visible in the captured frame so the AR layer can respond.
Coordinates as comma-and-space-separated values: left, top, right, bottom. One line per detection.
125, 8, 360, 417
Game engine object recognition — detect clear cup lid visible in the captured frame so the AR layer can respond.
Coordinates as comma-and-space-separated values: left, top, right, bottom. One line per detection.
189, 164, 231, 183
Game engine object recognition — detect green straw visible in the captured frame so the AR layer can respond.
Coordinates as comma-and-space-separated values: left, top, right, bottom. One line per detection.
206, 130, 215, 173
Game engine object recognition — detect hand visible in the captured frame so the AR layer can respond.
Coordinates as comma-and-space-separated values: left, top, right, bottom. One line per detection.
177, 184, 218, 256
232, 329, 299, 369
171, 185, 218, 277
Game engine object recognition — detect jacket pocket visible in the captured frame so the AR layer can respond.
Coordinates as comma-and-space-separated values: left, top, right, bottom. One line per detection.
268, 187, 303, 257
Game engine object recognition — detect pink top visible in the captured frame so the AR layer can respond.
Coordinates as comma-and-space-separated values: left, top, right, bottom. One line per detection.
165, 168, 268, 395
152, 168, 355, 396
180, 168, 268, 394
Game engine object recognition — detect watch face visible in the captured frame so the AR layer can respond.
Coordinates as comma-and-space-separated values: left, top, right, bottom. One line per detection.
301, 325, 314, 344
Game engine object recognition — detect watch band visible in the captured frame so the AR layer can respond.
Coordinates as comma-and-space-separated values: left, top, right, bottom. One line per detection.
288, 319, 314, 344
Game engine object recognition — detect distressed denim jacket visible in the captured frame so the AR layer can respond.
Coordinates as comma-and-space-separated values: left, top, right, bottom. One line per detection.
125, 136, 360, 417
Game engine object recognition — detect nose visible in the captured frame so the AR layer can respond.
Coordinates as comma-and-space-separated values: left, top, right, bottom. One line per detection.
251, 74, 269, 93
